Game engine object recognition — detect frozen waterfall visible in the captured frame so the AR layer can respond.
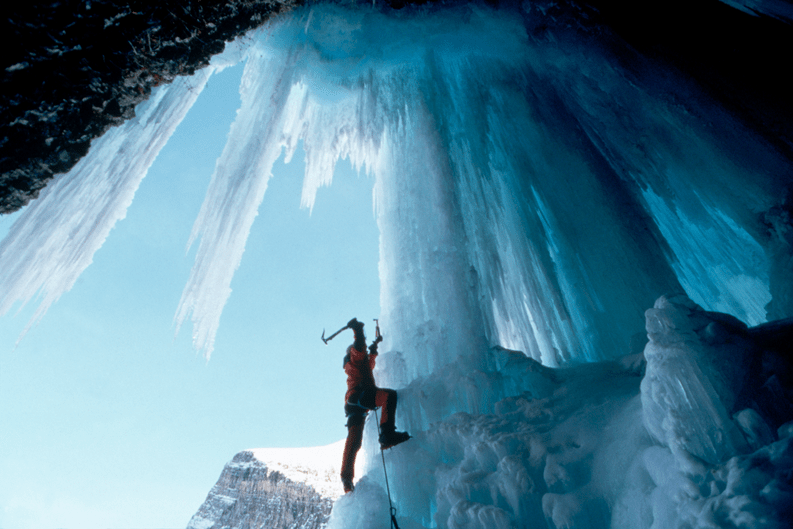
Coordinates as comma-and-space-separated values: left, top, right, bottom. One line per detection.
176, 2, 789, 371
1, 3, 787, 365
1, 2, 792, 529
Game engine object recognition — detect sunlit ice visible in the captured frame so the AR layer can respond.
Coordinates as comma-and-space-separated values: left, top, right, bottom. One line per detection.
1, 2, 792, 529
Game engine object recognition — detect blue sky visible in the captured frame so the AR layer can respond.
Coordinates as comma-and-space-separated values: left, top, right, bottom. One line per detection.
0, 62, 380, 528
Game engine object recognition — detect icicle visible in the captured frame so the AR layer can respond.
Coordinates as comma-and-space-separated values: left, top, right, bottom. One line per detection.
174, 24, 311, 359
0, 70, 212, 341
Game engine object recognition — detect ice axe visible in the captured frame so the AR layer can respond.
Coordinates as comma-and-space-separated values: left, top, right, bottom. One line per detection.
321, 323, 349, 345
373, 318, 383, 344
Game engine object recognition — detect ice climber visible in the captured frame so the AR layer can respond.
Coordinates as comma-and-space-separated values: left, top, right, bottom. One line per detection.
340, 318, 410, 493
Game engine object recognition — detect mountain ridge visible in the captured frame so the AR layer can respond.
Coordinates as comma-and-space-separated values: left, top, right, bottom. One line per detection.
186, 440, 351, 529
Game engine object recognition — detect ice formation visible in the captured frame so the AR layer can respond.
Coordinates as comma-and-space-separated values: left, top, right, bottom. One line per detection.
175, 2, 791, 365
1, 2, 791, 528
0, 42, 245, 339
0, 72, 209, 335
718, 0, 793, 22
329, 294, 792, 529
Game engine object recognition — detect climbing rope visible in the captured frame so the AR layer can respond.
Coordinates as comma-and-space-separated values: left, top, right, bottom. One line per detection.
374, 408, 401, 529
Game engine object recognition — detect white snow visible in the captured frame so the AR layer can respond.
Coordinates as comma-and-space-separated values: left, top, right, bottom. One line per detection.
185, 517, 215, 529
247, 439, 357, 501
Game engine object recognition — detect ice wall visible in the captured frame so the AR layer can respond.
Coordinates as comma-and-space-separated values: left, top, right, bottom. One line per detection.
3, 2, 786, 367
329, 295, 793, 529
0, 2, 790, 528
168, 5, 790, 526
180, 2, 790, 369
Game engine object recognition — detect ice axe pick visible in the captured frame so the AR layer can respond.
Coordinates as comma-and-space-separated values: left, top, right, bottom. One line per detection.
321, 324, 349, 345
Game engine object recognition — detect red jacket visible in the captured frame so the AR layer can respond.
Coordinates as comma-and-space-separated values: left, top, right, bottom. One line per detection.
344, 344, 376, 402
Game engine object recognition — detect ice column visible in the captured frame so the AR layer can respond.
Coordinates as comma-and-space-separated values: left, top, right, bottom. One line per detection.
374, 88, 488, 379
3, 2, 788, 372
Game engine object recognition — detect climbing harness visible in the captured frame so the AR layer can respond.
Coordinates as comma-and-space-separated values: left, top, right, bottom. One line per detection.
374, 407, 401, 529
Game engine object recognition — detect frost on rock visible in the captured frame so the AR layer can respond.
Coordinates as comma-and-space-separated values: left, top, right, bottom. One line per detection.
248, 440, 350, 501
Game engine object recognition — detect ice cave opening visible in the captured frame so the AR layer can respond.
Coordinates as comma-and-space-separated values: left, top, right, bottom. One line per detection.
1, 2, 792, 528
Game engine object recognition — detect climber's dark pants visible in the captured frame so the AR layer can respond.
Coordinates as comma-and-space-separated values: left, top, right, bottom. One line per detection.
340, 388, 398, 482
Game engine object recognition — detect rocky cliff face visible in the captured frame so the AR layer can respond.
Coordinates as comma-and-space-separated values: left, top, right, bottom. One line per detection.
187, 441, 347, 529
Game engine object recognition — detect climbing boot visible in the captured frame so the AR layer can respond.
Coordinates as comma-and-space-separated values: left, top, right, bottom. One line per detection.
379, 429, 411, 450
342, 477, 354, 493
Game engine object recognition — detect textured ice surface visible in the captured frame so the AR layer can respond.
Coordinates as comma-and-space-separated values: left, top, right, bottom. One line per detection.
2, 3, 788, 363
326, 296, 792, 529
719, 0, 793, 21
326, 476, 392, 529
1, 3, 791, 527
642, 295, 753, 464
0, 40, 247, 343
175, 2, 791, 363
0, 72, 210, 338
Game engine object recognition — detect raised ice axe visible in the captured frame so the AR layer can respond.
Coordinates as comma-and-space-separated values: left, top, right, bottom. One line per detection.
373, 318, 383, 345
321, 323, 349, 345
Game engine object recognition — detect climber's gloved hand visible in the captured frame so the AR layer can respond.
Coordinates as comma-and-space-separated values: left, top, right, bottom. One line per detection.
348, 318, 366, 352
